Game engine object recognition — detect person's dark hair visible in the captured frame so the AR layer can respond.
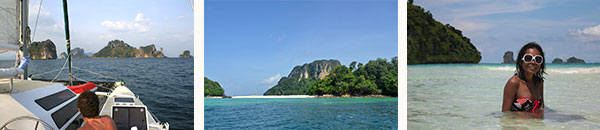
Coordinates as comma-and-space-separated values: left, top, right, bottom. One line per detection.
77, 91, 99, 118
515, 42, 546, 86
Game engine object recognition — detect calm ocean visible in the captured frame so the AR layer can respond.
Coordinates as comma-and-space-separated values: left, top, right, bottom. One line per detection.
1, 58, 194, 130
205, 98, 398, 129
408, 64, 600, 129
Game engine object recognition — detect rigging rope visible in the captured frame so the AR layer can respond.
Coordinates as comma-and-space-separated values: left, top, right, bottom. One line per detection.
31, 0, 44, 42
71, 66, 119, 81
50, 54, 69, 82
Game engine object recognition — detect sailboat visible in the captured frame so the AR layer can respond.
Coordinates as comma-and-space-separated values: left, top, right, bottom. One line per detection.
0, 0, 169, 129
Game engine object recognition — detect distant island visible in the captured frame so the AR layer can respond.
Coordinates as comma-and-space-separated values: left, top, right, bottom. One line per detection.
408, 2, 481, 64
91, 40, 166, 58
552, 57, 585, 64
29, 39, 57, 60
179, 50, 193, 58
502, 51, 516, 64
59, 47, 90, 59
264, 57, 398, 97
205, 77, 225, 97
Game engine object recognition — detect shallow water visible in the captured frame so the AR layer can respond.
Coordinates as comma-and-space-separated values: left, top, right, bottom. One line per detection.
2, 58, 194, 130
408, 64, 600, 129
205, 98, 398, 129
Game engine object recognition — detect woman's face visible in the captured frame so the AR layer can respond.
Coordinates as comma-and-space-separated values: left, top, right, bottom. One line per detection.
522, 48, 542, 75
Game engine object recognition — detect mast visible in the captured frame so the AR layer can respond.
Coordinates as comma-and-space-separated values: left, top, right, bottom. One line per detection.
61, 0, 73, 86
21, 0, 29, 79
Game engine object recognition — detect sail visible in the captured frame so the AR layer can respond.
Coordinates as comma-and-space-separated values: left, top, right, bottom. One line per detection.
0, 0, 20, 51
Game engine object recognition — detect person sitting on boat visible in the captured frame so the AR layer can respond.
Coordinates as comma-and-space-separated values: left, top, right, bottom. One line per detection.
502, 42, 546, 112
77, 91, 117, 130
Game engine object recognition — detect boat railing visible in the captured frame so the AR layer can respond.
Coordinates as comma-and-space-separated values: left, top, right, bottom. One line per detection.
1, 116, 54, 130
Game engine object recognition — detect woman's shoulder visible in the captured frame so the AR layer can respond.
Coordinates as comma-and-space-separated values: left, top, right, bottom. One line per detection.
507, 75, 524, 86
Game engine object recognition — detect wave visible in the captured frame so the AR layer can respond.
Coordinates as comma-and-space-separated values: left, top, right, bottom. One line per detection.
547, 67, 600, 74
482, 66, 515, 71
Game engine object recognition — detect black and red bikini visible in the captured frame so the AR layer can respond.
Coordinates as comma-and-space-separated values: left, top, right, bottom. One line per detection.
511, 97, 542, 112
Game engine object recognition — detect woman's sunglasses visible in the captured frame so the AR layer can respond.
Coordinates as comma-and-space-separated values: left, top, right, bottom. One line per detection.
522, 54, 543, 65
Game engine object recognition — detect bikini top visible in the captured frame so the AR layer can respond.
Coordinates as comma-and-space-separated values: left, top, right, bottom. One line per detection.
511, 97, 542, 112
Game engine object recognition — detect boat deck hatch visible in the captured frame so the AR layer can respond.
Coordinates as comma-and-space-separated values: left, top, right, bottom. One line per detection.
113, 106, 147, 130
35, 89, 76, 111
115, 97, 135, 103
51, 100, 78, 129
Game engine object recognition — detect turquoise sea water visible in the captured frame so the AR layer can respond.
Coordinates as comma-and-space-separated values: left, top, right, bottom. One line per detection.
205, 98, 398, 129
408, 64, 600, 129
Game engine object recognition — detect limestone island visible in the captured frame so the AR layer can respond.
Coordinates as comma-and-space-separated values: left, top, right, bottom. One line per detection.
29, 39, 57, 60
91, 39, 166, 58
179, 50, 193, 58
552, 57, 585, 64
408, 2, 481, 64
59, 47, 90, 59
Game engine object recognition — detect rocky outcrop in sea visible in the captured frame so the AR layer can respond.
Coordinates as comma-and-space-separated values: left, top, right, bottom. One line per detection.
29, 39, 57, 60
502, 51, 515, 64
179, 50, 193, 58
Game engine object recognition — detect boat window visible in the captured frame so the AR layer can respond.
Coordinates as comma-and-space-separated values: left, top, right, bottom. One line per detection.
115, 97, 135, 103
51, 100, 78, 129
35, 89, 76, 111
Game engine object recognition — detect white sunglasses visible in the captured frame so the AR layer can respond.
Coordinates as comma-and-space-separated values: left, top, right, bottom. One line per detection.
522, 54, 543, 65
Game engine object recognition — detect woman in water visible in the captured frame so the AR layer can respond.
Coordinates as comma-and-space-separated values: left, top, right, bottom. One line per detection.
502, 42, 546, 112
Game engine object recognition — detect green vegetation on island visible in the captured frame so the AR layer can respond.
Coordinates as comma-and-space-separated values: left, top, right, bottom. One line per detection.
29, 39, 57, 59
308, 57, 398, 97
204, 77, 225, 96
179, 50, 193, 58
264, 59, 341, 95
92, 39, 166, 58
408, 2, 481, 64
92, 40, 136, 58
553, 57, 585, 64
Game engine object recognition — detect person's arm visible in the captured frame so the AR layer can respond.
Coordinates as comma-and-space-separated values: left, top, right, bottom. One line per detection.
502, 76, 519, 112
540, 81, 544, 109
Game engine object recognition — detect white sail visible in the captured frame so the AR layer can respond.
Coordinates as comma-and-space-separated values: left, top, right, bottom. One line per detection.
0, 0, 20, 51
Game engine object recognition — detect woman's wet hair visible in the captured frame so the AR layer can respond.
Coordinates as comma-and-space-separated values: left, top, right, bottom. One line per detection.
515, 42, 546, 86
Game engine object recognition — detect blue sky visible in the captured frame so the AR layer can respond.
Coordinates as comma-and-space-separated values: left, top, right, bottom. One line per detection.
205, 0, 398, 96
413, 0, 600, 63
1, 0, 193, 58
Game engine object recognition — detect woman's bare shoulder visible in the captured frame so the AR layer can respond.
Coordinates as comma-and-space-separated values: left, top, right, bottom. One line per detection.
507, 75, 522, 86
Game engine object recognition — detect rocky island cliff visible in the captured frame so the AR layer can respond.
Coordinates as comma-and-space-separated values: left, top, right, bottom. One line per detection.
59, 47, 90, 59
91, 40, 166, 58
179, 50, 193, 58
29, 39, 57, 60
264, 59, 341, 95
408, 2, 481, 64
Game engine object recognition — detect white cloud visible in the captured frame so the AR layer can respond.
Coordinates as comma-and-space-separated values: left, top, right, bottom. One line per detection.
416, 0, 545, 19
570, 24, 600, 42
261, 74, 282, 84
101, 13, 151, 32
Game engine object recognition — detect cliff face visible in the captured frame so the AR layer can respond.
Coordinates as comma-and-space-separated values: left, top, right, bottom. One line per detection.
407, 3, 481, 64
179, 50, 193, 58
59, 52, 67, 59
92, 40, 136, 58
288, 60, 341, 81
502, 51, 515, 64
264, 59, 341, 95
135, 44, 166, 58
29, 39, 57, 60
71, 48, 90, 58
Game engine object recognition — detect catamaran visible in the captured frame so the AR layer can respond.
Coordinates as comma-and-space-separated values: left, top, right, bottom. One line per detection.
0, 0, 169, 129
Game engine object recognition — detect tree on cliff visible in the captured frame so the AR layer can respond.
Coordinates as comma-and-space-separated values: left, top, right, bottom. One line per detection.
408, 2, 481, 64
205, 77, 225, 96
